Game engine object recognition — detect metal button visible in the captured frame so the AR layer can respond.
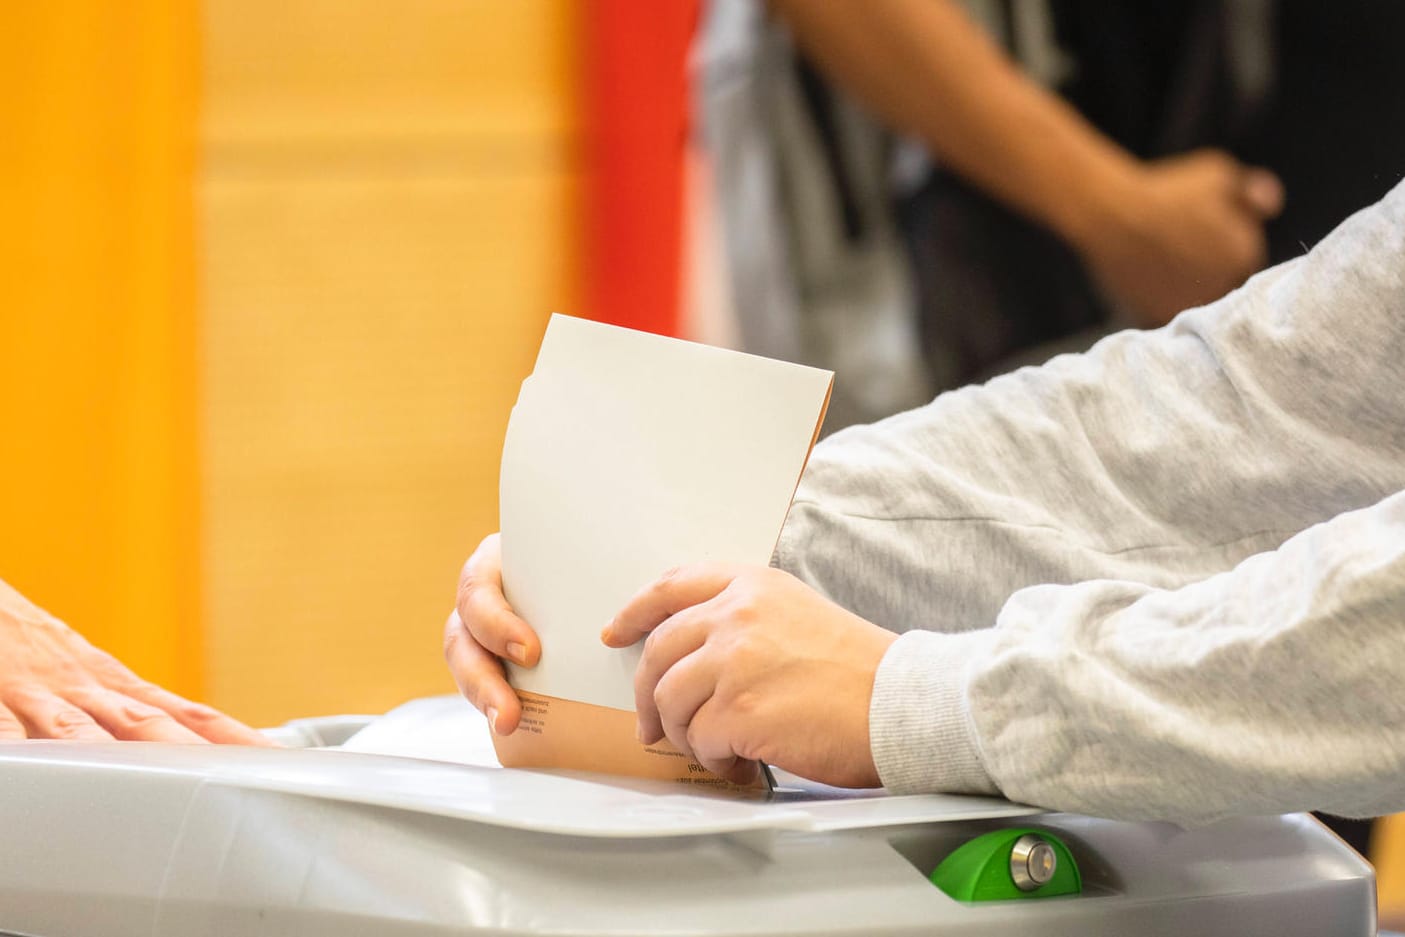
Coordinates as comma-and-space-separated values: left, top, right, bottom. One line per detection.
1009, 834, 1058, 891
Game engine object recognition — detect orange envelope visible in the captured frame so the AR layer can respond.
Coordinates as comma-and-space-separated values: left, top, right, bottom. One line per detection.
491, 314, 832, 789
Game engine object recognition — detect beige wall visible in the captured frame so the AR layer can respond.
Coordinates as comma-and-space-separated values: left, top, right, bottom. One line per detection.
200, 0, 580, 725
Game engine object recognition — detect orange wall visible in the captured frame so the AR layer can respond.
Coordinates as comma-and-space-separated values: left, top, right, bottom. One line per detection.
1379, 815, 1405, 923
0, 3, 201, 694
197, 0, 581, 725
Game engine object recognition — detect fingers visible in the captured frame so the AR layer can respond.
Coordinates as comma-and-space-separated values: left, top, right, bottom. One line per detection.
1238, 167, 1285, 220
74, 643, 273, 746
121, 682, 275, 746
634, 609, 711, 744
444, 610, 521, 734
654, 653, 717, 755
457, 535, 539, 668
2, 680, 267, 746
68, 688, 208, 743
3, 686, 114, 741
685, 697, 760, 786
0, 702, 25, 740
447, 533, 542, 735
603, 564, 740, 648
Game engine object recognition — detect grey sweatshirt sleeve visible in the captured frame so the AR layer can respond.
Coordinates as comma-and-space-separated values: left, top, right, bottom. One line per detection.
775, 177, 1405, 824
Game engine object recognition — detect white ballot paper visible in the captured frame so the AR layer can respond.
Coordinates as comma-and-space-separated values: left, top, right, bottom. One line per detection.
492, 314, 833, 788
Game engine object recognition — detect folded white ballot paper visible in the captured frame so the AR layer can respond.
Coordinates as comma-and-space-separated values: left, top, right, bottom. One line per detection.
492, 314, 833, 787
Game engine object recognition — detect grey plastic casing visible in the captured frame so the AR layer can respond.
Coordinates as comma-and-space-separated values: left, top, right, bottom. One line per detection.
0, 709, 1377, 937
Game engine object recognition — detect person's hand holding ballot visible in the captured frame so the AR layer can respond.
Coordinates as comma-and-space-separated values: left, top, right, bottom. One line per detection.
449, 533, 897, 788
446, 315, 835, 788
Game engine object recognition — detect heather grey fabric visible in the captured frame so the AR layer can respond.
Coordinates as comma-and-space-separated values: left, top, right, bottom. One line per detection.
775, 177, 1405, 825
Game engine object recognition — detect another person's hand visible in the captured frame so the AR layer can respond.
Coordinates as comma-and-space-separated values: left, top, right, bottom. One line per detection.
445, 533, 541, 735
1075, 149, 1285, 328
0, 579, 271, 744
602, 564, 897, 788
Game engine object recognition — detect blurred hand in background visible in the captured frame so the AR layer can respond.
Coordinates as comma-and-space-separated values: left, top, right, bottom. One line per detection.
1075, 149, 1285, 327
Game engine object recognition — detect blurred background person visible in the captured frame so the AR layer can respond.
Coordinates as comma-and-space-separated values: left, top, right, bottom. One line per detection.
692, 0, 1279, 429
692, 0, 1405, 431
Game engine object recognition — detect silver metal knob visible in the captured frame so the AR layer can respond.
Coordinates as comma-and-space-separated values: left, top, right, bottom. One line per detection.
1009, 834, 1058, 892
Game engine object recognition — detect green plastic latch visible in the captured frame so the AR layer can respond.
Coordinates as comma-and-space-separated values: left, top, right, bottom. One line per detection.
930, 828, 1082, 901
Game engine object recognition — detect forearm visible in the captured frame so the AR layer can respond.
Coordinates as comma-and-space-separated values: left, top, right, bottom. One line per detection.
768, 0, 1138, 248
778, 179, 1405, 632
872, 488, 1405, 824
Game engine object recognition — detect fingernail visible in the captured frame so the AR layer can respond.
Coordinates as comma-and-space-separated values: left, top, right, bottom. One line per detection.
599, 625, 614, 644
506, 642, 528, 666
486, 707, 500, 735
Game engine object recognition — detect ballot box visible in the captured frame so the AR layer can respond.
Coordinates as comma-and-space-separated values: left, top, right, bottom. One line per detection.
0, 697, 1377, 936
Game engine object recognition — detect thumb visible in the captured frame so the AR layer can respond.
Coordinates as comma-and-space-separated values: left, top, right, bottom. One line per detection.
1238, 168, 1285, 220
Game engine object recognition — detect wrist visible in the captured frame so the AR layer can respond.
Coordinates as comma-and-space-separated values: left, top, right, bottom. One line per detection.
1045, 151, 1149, 258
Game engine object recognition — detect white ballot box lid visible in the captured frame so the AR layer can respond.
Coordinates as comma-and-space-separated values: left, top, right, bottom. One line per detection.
281, 694, 1042, 838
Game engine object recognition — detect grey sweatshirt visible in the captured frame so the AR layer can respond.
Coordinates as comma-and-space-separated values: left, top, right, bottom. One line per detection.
774, 176, 1405, 826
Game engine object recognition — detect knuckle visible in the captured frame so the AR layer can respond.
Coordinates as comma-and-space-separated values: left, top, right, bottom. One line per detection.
442, 616, 463, 661
719, 685, 764, 724
50, 708, 97, 738
179, 701, 223, 726
116, 702, 170, 728
641, 624, 664, 659
733, 738, 765, 764
455, 576, 476, 613
655, 565, 686, 592
636, 666, 660, 709
458, 680, 482, 712
464, 588, 505, 633
652, 678, 671, 717
727, 687, 762, 720
461, 662, 502, 713
730, 599, 761, 628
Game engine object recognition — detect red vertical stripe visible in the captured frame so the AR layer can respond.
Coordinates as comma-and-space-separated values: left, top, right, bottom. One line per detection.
582, 0, 699, 337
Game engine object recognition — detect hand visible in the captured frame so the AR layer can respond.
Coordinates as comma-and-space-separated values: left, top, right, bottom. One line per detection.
1074, 149, 1284, 327
602, 564, 898, 788
445, 533, 541, 735
0, 579, 271, 744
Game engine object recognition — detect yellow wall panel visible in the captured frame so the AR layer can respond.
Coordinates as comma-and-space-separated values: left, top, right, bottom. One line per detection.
0, 3, 200, 694
200, 0, 579, 724
201, 174, 572, 722
1377, 815, 1405, 925
203, 1, 575, 143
